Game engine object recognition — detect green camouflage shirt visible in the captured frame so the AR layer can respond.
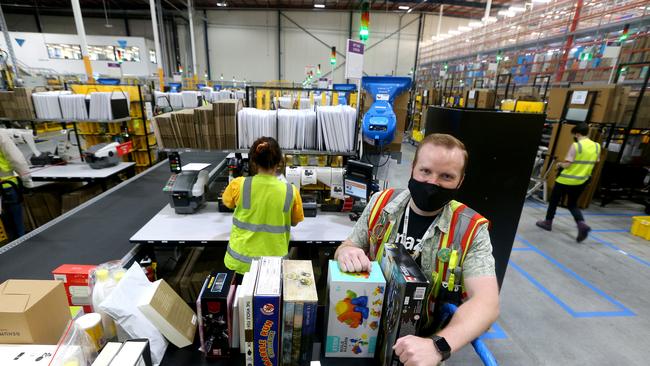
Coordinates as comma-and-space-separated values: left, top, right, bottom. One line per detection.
347, 190, 496, 279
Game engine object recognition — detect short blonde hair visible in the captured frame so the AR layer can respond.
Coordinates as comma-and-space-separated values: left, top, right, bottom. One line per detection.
413, 133, 469, 174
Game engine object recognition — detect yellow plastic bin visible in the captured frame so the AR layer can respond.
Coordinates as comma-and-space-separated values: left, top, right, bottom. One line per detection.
630, 216, 650, 240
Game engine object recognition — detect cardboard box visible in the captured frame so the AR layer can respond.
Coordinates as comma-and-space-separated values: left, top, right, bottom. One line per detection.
325, 260, 386, 358
197, 271, 236, 358
465, 89, 495, 109
282, 260, 318, 366
137, 279, 197, 348
52, 264, 97, 314
253, 257, 282, 366
0, 280, 72, 344
377, 244, 430, 366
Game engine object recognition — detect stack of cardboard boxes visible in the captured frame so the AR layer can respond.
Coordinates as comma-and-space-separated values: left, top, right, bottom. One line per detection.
152, 99, 241, 150
546, 84, 634, 124
0, 88, 36, 120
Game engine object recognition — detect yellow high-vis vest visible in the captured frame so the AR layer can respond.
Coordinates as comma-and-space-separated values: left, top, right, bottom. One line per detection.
556, 138, 601, 186
224, 174, 294, 274
0, 151, 18, 189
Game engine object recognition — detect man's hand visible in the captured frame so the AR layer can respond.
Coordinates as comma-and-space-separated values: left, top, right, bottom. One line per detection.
335, 245, 371, 273
393, 335, 441, 366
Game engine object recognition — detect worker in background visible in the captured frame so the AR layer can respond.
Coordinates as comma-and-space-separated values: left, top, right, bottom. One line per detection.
536, 123, 600, 242
0, 132, 34, 241
223, 136, 304, 274
335, 133, 499, 366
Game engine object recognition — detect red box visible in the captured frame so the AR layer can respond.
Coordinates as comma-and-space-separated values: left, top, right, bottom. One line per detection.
52, 264, 97, 313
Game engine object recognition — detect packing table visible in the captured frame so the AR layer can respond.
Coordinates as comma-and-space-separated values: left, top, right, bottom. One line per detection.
30, 162, 136, 191
130, 202, 354, 246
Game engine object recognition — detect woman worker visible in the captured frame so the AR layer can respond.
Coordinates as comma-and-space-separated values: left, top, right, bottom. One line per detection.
223, 137, 304, 274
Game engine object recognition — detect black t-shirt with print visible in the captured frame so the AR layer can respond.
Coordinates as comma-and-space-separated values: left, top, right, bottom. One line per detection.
395, 206, 437, 266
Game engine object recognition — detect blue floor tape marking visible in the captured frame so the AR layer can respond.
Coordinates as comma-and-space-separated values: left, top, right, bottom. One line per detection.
511, 247, 534, 251
590, 229, 629, 233
590, 234, 650, 268
480, 322, 508, 340
511, 235, 635, 317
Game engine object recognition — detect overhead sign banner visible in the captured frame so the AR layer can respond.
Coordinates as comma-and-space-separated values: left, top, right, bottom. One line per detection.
345, 39, 364, 80
117, 40, 127, 49
15, 38, 25, 47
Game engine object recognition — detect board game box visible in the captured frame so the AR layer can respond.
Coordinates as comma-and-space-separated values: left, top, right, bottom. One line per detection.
282, 260, 318, 365
377, 243, 430, 366
197, 270, 236, 358
253, 257, 283, 366
325, 260, 386, 358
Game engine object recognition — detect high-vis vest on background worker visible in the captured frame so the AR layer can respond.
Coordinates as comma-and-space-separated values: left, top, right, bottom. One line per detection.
555, 138, 601, 186
224, 174, 296, 274
0, 132, 34, 241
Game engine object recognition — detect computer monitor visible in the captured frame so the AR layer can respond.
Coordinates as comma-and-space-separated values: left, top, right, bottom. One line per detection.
344, 160, 373, 200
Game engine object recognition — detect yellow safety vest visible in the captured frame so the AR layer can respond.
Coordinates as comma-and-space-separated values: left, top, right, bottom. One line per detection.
224, 174, 294, 274
0, 151, 18, 189
369, 191, 488, 331
556, 138, 601, 186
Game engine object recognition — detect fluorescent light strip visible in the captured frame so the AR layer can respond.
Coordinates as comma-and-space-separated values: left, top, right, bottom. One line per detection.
398, 6, 410, 10
314, 4, 325, 8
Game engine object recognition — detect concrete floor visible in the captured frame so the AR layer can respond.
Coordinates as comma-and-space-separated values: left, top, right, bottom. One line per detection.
388, 142, 650, 365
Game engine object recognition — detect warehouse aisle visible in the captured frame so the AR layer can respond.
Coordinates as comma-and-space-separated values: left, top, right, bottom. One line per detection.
389, 142, 650, 365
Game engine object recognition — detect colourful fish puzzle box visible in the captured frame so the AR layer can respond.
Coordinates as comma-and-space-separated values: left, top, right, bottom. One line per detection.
325, 260, 386, 358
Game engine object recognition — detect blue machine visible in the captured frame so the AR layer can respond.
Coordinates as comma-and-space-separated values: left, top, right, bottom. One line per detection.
332, 83, 357, 105
361, 76, 411, 146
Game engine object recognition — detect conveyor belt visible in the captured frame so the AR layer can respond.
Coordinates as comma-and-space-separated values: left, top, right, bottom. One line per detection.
0, 152, 228, 282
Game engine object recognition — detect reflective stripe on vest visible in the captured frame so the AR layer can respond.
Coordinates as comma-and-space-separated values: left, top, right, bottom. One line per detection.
423, 201, 488, 329
556, 139, 601, 186
225, 175, 294, 274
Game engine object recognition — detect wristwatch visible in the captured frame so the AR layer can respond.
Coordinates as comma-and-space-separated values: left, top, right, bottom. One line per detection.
431, 335, 451, 361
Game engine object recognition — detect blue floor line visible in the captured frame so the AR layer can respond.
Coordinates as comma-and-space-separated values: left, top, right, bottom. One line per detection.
590, 234, 650, 268
511, 235, 635, 317
511, 247, 535, 251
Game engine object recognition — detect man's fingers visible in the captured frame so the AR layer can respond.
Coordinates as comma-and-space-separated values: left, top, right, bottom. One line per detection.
351, 256, 363, 273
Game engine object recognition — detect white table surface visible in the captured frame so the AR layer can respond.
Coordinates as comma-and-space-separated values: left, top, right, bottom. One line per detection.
130, 202, 354, 244
30, 162, 136, 179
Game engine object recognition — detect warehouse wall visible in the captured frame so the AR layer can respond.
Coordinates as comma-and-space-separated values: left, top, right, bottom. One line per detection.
177, 10, 470, 84
4, 10, 470, 82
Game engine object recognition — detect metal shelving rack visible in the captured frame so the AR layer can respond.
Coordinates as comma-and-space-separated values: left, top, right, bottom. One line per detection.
416, 0, 650, 91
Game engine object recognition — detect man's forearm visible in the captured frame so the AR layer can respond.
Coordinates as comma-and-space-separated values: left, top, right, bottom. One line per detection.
334, 239, 358, 259
436, 287, 499, 354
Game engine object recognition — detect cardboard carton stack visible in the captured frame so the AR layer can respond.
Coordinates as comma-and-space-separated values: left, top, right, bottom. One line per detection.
171, 109, 197, 149
0, 88, 36, 120
213, 99, 241, 149
152, 113, 179, 149
546, 85, 632, 123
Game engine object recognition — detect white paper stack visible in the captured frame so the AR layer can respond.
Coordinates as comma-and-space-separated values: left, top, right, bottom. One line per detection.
200, 87, 213, 103
317, 105, 356, 152
237, 108, 277, 149
154, 91, 171, 108
181, 91, 200, 108
217, 90, 233, 101
234, 90, 246, 100
88, 91, 130, 121
275, 96, 311, 110
60, 94, 88, 120
168, 93, 184, 110
32, 91, 69, 120
277, 109, 317, 150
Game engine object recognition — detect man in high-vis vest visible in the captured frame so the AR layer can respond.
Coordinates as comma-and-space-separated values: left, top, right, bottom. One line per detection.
0, 132, 34, 241
335, 134, 499, 366
536, 123, 600, 242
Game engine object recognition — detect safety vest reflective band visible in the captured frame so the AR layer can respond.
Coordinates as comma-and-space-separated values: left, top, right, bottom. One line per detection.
556, 139, 600, 186
0, 151, 18, 189
224, 175, 294, 274
367, 188, 396, 259
423, 201, 488, 330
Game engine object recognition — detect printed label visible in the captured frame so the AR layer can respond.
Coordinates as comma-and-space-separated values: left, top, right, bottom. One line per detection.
210, 273, 227, 293
414, 287, 426, 300
53, 274, 67, 283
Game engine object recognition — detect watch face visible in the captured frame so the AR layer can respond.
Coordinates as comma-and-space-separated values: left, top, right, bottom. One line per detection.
434, 337, 451, 353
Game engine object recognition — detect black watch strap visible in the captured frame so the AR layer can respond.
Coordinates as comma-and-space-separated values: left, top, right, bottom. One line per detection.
431, 335, 451, 361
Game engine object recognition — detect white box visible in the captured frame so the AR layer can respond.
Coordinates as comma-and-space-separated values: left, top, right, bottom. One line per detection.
325, 260, 386, 358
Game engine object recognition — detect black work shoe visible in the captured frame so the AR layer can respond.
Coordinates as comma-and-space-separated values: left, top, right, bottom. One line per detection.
536, 220, 552, 231
577, 224, 591, 243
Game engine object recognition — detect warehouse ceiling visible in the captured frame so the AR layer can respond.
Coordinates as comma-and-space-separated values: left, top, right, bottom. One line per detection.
1, 0, 510, 19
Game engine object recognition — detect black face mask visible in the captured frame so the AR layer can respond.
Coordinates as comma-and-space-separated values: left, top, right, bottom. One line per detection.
408, 177, 457, 212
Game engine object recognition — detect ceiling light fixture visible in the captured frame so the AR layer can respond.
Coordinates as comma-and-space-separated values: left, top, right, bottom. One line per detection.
398, 6, 410, 10
216, 2, 227, 7
314, 4, 325, 8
